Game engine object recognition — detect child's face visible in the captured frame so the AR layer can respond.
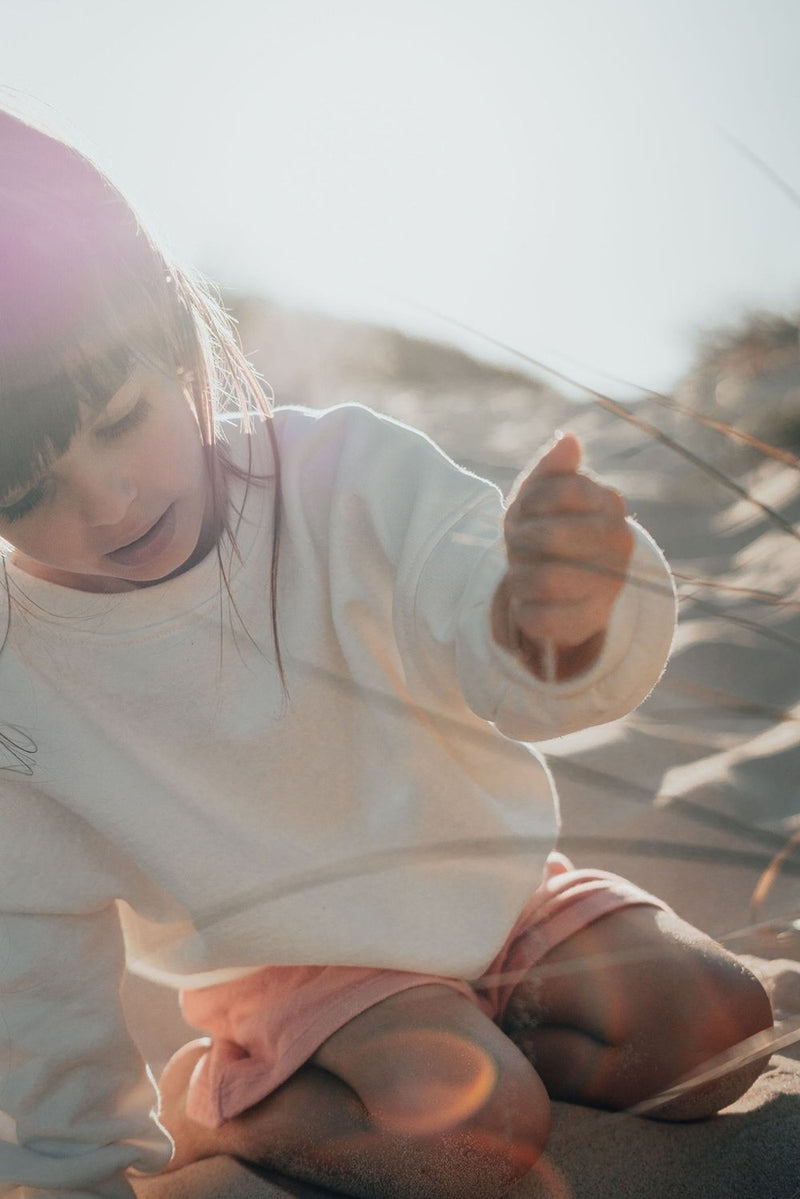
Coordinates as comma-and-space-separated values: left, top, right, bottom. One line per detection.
0, 366, 214, 592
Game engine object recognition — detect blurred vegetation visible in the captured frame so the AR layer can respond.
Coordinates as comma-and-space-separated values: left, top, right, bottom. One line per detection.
677, 312, 800, 463
227, 294, 571, 485
227, 294, 800, 488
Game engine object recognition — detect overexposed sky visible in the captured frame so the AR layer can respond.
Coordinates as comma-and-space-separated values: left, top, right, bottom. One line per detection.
3, 0, 800, 394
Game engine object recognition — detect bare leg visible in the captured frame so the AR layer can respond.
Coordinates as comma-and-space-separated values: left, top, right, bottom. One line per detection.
502, 905, 774, 1119
158, 984, 550, 1199
131, 1153, 331, 1199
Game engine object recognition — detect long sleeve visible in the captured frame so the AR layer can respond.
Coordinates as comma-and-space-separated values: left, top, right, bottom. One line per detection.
414, 501, 676, 741
0, 904, 172, 1198
286, 403, 676, 742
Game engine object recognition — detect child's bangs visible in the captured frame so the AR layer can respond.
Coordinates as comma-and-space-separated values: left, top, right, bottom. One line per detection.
0, 108, 186, 502
0, 108, 265, 510
0, 334, 136, 504
0, 263, 180, 505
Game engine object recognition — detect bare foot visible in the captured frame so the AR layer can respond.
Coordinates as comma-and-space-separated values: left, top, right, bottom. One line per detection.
157, 1039, 219, 1172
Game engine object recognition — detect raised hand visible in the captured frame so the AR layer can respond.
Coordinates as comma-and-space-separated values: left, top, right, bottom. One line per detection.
491, 432, 634, 681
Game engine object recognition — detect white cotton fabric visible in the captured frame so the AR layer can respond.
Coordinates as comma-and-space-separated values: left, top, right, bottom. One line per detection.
0, 404, 675, 1196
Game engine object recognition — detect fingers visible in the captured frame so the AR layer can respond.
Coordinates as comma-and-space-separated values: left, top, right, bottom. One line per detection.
510, 477, 628, 525
499, 432, 634, 656
525, 431, 582, 481
503, 576, 631, 647
507, 433, 580, 510
506, 504, 633, 564
510, 434, 624, 521
504, 535, 632, 646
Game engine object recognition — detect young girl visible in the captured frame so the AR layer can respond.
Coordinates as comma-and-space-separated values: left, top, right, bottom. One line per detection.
0, 108, 772, 1199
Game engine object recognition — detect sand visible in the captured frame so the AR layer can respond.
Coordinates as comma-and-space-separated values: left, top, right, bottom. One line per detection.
121, 333, 800, 1197
130, 1058, 800, 1199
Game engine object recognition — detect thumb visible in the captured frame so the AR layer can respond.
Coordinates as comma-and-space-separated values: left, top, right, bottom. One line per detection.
528, 431, 582, 480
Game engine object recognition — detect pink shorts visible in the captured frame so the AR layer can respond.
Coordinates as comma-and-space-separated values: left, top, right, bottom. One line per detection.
179, 855, 670, 1128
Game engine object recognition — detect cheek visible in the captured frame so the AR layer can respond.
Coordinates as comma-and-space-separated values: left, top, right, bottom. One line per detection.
137, 416, 193, 491
157, 406, 205, 483
6, 512, 81, 563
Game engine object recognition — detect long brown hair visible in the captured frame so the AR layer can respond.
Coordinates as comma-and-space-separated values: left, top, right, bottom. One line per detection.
0, 107, 283, 673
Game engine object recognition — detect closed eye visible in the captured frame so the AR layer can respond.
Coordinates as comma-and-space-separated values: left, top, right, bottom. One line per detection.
0, 397, 150, 523
0, 479, 51, 523
97, 395, 150, 441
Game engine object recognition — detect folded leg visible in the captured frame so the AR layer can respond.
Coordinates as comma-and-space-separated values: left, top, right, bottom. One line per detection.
502, 904, 773, 1118
159, 983, 550, 1199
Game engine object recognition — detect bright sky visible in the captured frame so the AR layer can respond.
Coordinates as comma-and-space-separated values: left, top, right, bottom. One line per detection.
3, 0, 800, 395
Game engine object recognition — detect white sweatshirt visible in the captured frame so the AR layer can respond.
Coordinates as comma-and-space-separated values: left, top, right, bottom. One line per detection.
0, 404, 675, 1196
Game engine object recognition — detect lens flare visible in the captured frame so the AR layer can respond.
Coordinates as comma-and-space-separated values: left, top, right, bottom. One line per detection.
352, 1027, 498, 1136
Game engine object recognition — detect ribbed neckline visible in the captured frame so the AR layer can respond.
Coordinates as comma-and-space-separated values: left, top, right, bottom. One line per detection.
2, 418, 274, 638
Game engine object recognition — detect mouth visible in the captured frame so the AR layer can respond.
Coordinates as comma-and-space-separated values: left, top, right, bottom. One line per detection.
105, 505, 176, 568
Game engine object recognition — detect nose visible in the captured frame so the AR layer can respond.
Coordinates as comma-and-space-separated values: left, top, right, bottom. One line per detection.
77, 467, 138, 528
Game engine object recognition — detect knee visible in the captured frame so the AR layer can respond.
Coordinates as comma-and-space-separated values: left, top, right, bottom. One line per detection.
641, 946, 773, 1119
626, 929, 771, 1052
363, 1032, 551, 1197
314, 985, 552, 1197
686, 950, 773, 1054
460, 1048, 552, 1196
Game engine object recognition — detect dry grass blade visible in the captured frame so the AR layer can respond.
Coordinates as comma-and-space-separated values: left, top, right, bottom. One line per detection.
580, 392, 799, 540
397, 304, 800, 541
677, 593, 800, 654
673, 573, 800, 609
750, 829, 800, 926
626, 1015, 800, 1116
718, 126, 800, 216
190, 831, 800, 941
658, 677, 800, 727
534, 355, 800, 472
632, 394, 800, 471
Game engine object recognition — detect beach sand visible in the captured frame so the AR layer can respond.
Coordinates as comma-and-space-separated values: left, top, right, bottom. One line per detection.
122, 322, 800, 1197
132, 1053, 800, 1197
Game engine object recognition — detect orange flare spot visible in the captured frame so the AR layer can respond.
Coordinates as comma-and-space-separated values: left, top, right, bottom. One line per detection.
363, 1027, 498, 1136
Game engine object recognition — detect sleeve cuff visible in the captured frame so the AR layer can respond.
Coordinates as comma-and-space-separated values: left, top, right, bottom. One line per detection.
457, 521, 676, 742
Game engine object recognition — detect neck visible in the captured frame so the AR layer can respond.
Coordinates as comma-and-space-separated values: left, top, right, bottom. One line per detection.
8, 553, 137, 592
